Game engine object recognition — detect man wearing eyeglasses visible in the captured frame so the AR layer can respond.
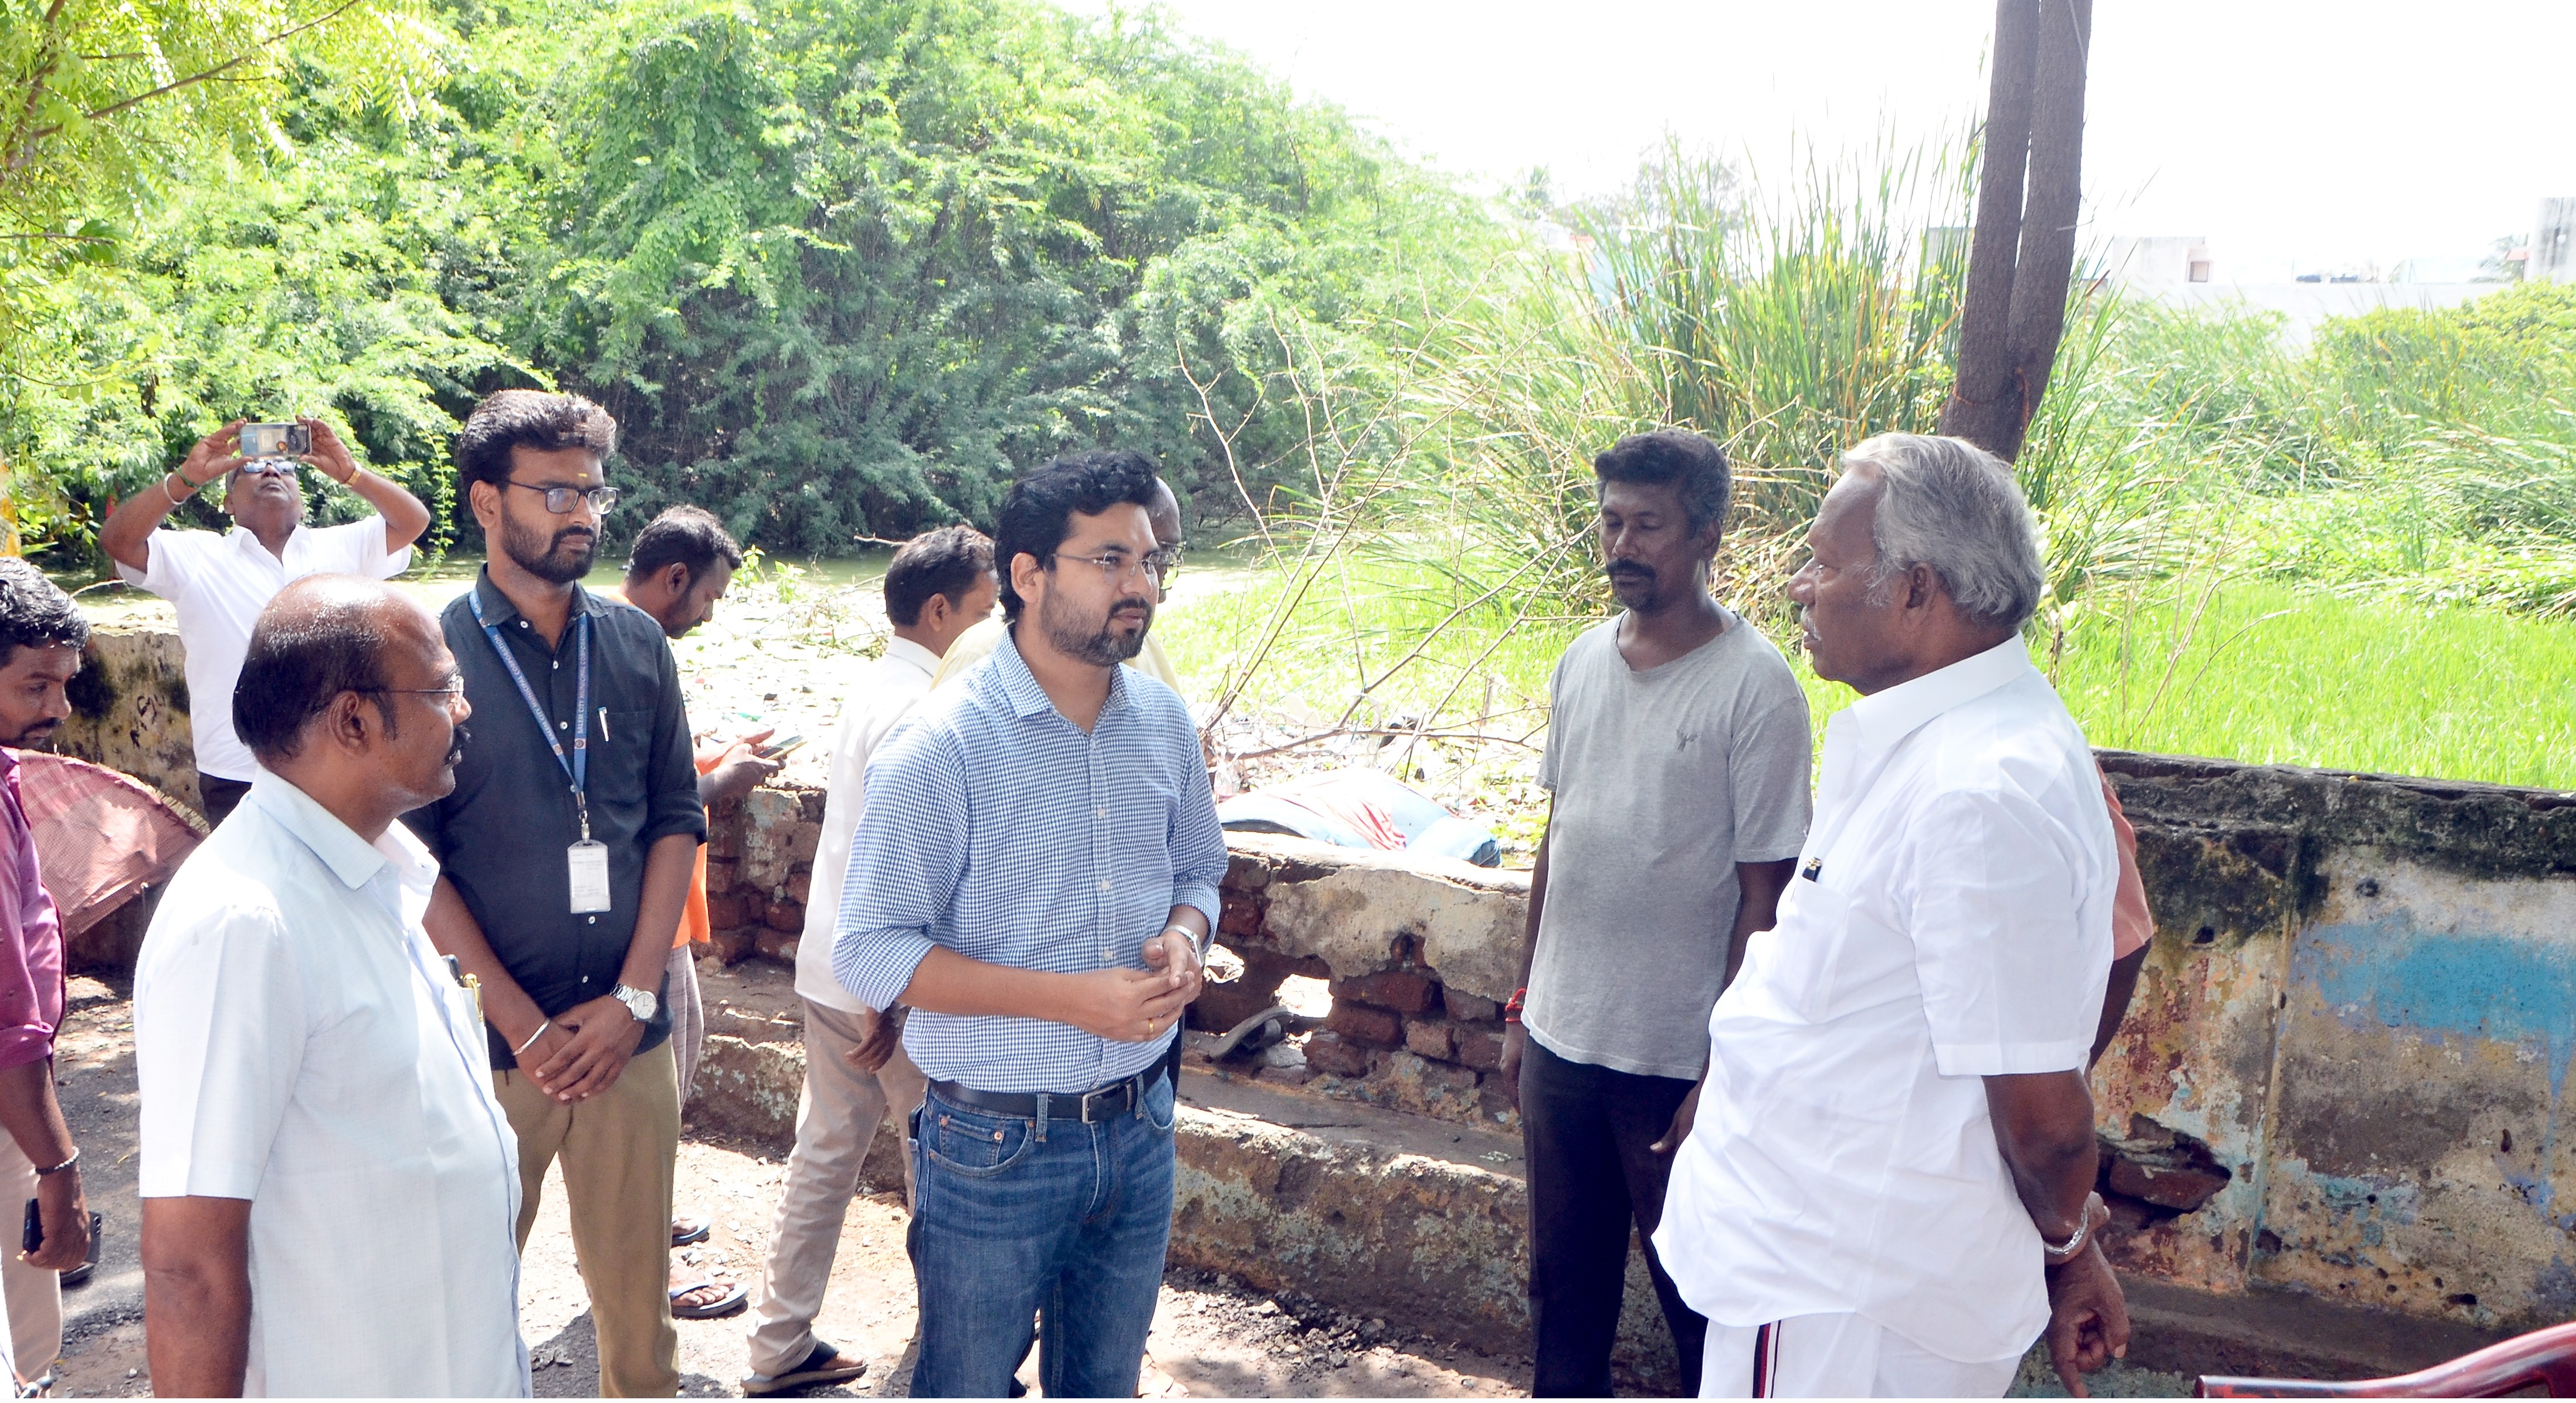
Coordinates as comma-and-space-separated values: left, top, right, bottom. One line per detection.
928, 475, 1187, 695
405, 390, 706, 1398
836, 449, 1225, 1398
99, 418, 433, 826
137, 575, 523, 1397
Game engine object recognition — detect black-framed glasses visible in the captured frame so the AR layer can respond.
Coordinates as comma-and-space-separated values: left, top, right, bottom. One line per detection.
1053, 548, 1181, 587
506, 480, 620, 515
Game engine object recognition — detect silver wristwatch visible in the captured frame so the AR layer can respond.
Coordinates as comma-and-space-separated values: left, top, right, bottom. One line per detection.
609, 982, 659, 1024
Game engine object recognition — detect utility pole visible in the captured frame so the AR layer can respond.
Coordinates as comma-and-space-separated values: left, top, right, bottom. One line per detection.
1941, 0, 2093, 463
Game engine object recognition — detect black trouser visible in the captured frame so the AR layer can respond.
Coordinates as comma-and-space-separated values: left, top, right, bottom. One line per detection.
198, 775, 252, 828
1520, 1036, 1705, 1397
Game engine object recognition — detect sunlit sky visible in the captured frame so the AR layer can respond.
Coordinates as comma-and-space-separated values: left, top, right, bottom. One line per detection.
1060, 1, 2576, 283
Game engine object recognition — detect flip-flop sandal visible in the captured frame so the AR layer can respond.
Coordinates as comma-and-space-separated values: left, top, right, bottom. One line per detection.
743, 1341, 867, 1395
670, 1278, 749, 1319
670, 1215, 711, 1247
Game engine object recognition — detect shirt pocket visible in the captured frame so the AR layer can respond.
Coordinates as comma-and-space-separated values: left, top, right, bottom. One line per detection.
591, 708, 656, 812
1754, 874, 1855, 1022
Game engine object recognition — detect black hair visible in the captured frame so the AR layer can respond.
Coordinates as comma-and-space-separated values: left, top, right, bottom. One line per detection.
454, 389, 619, 497
0, 560, 89, 669
884, 525, 995, 626
991, 450, 1161, 624
625, 506, 743, 587
232, 578, 399, 765
1593, 429, 1733, 536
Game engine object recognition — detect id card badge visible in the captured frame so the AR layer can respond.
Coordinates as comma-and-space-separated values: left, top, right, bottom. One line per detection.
568, 840, 612, 913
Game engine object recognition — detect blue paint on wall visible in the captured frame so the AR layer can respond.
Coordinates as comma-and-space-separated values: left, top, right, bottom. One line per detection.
2294, 917, 2576, 1100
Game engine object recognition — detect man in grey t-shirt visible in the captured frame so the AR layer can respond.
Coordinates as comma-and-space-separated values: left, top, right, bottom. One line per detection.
1500, 429, 1812, 1397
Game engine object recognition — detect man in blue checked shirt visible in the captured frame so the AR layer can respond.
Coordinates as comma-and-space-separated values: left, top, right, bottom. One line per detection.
833, 449, 1225, 1399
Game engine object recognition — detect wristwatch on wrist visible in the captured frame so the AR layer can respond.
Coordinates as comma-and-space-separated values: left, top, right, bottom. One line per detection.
609, 982, 658, 1024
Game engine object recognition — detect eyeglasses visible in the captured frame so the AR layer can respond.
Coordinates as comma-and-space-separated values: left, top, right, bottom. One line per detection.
234, 459, 298, 479
365, 677, 466, 702
506, 480, 621, 515
1053, 548, 1181, 587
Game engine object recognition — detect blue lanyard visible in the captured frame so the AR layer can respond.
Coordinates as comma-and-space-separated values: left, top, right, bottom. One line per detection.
468, 590, 592, 841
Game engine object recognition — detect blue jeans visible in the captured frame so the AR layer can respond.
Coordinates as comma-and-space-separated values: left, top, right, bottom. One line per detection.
904, 1072, 1178, 1398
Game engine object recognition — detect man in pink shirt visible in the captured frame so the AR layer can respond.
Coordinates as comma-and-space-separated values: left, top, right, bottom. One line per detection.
0, 560, 97, 1390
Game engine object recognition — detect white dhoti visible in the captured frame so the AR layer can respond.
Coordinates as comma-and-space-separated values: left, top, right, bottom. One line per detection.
1700, 1313, 2023, 1399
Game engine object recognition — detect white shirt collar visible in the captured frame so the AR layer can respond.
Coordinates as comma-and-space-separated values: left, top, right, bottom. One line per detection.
243, 771, 436, 893
883, 635, 941, 679
225, 523, 309, 562
1842, 633, 2036, 755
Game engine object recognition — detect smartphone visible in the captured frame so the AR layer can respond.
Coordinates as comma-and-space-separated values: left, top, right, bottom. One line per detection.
757, 735, 807, 760
19, 1198, 36, 1254
239, 422, 312, 459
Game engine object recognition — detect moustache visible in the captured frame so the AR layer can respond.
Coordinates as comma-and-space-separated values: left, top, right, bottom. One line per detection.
1606, 563, 1653, 581
1109, 595, 1154, 618
551, 528, 595, 552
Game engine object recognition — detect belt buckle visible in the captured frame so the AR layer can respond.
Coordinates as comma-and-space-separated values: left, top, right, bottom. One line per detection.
1077, 1077, 1128, 1123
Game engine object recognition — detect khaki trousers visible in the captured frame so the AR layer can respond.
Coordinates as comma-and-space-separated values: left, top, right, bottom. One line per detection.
496, 1038, 682, 1398
666, 945, 704, 1103
743, 1002, 926, 1378
0, 1133, 55, 1379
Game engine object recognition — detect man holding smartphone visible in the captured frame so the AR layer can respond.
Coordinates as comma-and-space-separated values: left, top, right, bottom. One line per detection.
99, 418, 432, 826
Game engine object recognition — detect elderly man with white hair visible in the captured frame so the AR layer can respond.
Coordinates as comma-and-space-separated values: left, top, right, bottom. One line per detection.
1653, 432, 2130, 1398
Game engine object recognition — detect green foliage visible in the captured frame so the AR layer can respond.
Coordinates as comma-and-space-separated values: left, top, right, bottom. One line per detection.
4, 0, 1493, 563
502, 0, 1487, 553
0, 0, 445, 427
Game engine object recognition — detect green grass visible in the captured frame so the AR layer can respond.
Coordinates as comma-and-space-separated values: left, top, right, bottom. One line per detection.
1168, 565, 2576, 795
2041, 581, 2576, 789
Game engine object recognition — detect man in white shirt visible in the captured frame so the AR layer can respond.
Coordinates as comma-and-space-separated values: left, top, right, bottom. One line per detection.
741, 525, 996, 1396
99, 418, 432, 825
135, 575, 524, 1398
1655, 432, 2130, 1399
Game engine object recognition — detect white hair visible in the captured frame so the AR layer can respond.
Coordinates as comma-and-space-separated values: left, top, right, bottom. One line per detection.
1842, 432, 2046, 629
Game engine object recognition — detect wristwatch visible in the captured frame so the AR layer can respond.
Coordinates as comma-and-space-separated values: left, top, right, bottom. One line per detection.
609, 982, 659, 1024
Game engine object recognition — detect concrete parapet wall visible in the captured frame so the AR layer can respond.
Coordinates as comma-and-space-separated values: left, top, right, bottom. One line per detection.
2094, 750, 2576, 1336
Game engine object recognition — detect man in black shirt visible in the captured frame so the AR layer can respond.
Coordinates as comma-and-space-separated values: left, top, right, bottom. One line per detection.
409, 389, 704, 1398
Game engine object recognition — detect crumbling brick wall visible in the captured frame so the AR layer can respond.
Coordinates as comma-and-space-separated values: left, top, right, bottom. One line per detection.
1197, 835, 1528, 1130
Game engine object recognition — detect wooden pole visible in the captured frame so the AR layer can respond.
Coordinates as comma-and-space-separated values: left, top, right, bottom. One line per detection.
1943, 0, 2090, 463
1941, 0, 2041, 456
1998, 0, 2093, 463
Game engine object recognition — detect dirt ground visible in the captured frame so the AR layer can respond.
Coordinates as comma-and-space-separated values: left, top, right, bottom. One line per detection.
36, 977, 1534, 1399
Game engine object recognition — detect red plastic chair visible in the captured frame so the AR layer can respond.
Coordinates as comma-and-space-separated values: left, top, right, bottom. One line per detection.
2198, 1321, 2576, 1397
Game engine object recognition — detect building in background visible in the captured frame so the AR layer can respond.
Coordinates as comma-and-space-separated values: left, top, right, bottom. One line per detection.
2093, 234, 2505, 347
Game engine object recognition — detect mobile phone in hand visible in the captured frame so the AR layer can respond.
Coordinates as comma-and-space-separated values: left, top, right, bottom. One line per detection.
239, 422, 312, 458
21, 1198, 37, 1254
757, 735, 806, 760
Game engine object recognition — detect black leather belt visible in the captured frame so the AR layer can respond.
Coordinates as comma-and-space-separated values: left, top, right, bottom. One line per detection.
928, 1068, 1162, 1124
